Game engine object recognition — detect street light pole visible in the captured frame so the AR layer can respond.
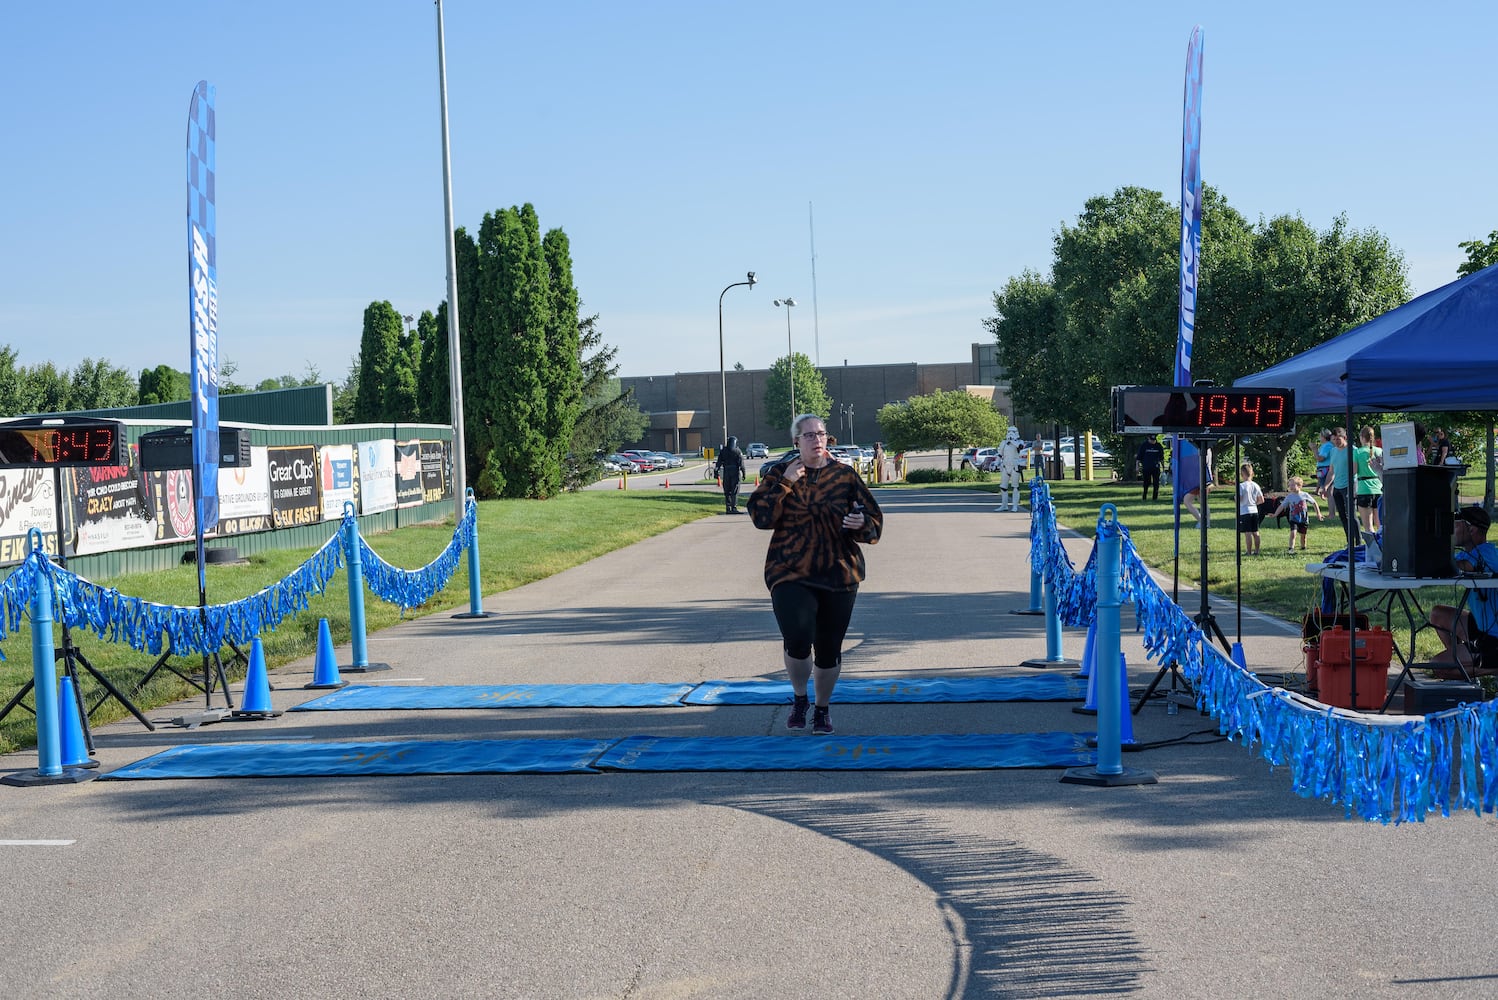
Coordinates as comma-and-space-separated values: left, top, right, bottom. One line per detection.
775, 297, 797, 422
718, 271, 756, 448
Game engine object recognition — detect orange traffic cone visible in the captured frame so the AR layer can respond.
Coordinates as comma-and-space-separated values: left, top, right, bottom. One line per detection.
617, 476, 624, 490
662, 477, 669, 488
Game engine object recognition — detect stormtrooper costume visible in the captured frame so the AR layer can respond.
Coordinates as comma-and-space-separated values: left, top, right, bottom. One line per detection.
998, 427, 1026, 512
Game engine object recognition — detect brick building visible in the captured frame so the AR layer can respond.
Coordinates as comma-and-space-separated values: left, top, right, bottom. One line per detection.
620, 342, 1012, 454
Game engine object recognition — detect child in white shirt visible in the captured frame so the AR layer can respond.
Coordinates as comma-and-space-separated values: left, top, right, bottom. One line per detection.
1237, 462, 1266, 555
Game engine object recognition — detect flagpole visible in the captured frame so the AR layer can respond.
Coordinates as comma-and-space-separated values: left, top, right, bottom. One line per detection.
435, 0, 467, 526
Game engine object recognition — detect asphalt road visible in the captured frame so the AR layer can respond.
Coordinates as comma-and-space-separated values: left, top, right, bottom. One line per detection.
2, 489, 1493, 999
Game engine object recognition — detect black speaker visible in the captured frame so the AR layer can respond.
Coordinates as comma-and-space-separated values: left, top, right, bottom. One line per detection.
1380, 466, 1458, 577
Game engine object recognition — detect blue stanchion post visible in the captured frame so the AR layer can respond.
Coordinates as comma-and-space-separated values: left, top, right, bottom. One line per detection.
453, 490, 490, 619
1010, 563, 1045, 616
340, 503, 390, 673
1, 530, 96, 786
1020, 570, 1077, 668
31, 550, 60, 778
1094, 509, 1123, 775
1062, 505, 1156, 788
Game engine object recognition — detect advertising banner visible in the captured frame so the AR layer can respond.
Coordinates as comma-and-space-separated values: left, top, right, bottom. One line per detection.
395, 439, 424, 508
216, 445, 273, 536
357, 439, 397, 515
148, 468, 198, 543
71, 444, 156, 555
0, 468, 62, 564
319, 443, 356, 520
187, 80, 220, 533
421, 440, 450, 504
1175, 25, 1204, 389
268, 445, 321, 528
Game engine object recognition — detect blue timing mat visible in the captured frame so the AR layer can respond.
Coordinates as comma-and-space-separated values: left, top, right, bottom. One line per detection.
99, 738, 611, 780
593, 732, 1096, 772
684, 675, 1086, 705
292, 683, 696, 711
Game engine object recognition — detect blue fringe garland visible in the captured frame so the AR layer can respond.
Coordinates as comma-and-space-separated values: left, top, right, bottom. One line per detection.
351, 499, 477, 612
1029, 480, 1497, 824
0, 499, 478, 661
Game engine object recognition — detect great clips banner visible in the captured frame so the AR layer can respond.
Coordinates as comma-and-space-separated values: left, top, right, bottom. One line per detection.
187, 80, 220, 533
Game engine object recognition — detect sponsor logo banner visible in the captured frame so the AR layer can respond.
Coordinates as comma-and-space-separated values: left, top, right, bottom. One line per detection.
72, 444, 156, 554
0, 468, 61, 565
357, 439, 397, 515
395, 439, 424, 508
216, 445, 273, 535
319, 444, 356, 520
268, 445, 322, 528
421, 440, 450, 504
147, 468, 198, 543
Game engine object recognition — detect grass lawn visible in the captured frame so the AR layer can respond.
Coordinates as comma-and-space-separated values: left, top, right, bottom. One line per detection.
0, 490, 721, 754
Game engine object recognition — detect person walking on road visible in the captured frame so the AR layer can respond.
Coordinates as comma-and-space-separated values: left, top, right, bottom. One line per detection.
748, 413, 883, 735
713, 436, 747, 514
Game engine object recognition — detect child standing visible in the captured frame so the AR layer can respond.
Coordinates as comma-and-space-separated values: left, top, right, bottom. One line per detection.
1237, 462, 1265, 555
1272, 475, 1324, 552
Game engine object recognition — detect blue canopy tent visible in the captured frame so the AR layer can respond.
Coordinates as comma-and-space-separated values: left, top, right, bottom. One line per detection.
1234, 261, 1498, 711
1235, 260, 1498, 412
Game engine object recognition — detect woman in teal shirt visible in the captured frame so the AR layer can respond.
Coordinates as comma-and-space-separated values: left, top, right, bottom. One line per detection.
1356, 426, 1382, 534
1315, 429, 1334, 494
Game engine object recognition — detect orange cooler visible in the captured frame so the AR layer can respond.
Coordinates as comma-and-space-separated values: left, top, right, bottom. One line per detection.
1315, 627, 1394, 711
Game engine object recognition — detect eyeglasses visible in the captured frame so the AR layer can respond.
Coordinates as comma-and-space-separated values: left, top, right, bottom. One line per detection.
799, 430, 828, 439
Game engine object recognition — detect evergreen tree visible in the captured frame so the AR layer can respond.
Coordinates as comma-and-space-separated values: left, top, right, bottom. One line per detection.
417, 308, 448, 422
384, 314, 421, 422
354, 301, 402, 422
541, 228, 582, 491
568, 314, 648, 485
476, 205, 553, 498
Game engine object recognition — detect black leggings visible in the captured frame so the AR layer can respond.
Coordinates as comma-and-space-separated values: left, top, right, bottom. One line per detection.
771, 581, 859, 670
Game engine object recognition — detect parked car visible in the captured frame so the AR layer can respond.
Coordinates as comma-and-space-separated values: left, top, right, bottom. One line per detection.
606, 453, 646, 473
1059, 441, 1112, 468
960, 447, 999, 470
620, 450, 660, 471
759, 450, 797, 478
652, 452, 684, 469
828, 446, 858, 467
745, 442, 769, 458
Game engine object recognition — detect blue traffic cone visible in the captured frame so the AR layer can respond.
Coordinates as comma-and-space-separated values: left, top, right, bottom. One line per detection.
58, 676, 98, 769
304, 618, 348, 690
1231, 641, 1249, 672
1074, 620, 1097, 680
232, 638, 282, 718
1072, 627, 1099, 716
1117, 653, 1138, 747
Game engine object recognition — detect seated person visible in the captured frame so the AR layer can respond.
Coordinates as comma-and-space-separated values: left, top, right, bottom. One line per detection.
1430, 506, 1498, 676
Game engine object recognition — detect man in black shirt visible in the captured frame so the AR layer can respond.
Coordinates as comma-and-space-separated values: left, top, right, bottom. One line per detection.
1137, 435, 1165, 500
712, 436, 747, 514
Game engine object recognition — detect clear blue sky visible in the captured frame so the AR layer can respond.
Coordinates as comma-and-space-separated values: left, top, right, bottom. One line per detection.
2, 2, 1493, 388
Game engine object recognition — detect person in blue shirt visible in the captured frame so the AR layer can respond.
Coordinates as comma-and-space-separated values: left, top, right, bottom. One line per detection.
1430, 506, 1498, 675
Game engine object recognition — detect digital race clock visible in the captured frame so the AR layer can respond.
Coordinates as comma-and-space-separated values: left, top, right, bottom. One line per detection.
1112, 386, 1296, 436
0, 417, 128, 468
